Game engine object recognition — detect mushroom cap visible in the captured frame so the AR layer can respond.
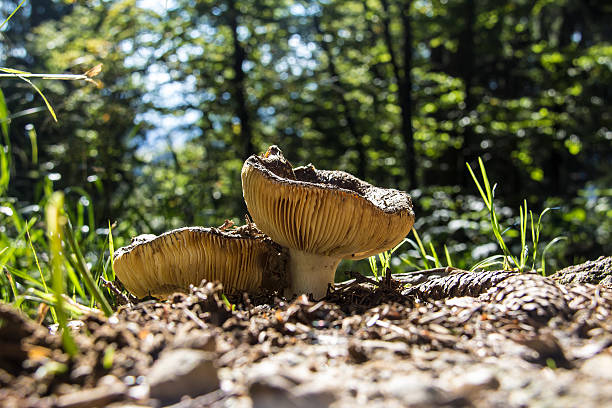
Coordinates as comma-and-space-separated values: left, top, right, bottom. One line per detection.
241, 146, 415, 260
113, 225, 288, 298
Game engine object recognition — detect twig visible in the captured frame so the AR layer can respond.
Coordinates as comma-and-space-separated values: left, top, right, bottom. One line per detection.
55, 383, 127, 408
184, 308, 208, 330
0, 73, 90, 80
100, 277, 135, 306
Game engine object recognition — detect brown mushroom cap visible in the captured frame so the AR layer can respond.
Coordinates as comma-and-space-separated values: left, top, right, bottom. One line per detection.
113, 225, 288, 298
241, 146, 415, 260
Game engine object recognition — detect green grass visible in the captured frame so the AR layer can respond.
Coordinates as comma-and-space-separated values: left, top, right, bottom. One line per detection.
1, 1, 111, 333
1, 186, 118, 352
46, 192, 78, 356
367, 158, 566, 278
467, 157, 565, 274
368, 227, 455, 279
1, 79, 116, 357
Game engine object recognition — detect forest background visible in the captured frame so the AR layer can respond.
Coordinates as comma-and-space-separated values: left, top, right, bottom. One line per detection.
1, 0, 610, 282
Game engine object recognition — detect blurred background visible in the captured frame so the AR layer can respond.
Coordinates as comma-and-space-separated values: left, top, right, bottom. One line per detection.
1, 0, 610, 275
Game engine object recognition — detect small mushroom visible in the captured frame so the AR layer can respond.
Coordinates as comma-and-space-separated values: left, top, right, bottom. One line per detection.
113, 225, 288, 298
241, 146, 415, 298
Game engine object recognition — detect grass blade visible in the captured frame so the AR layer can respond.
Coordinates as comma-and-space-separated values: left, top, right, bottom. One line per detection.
0, 0, 27, 31
3, 268, 20, 307
46, 192, 78, 357
0, 144, 10, 195
389, 238, 409, 256
428, 243, 441, 268
470, 255, 507, 272
26, 124, 38, 165
63, 255, 87, 300
14, 75, 57, 122
411, 229, 431, 269
0, 217, 36, 273
541, 237, 568, 276
466, 161, 490, 210
3, 264, 45, 289
26, 227, 50, 291
63, 218, 113, 316
0, 88, 9, 140
108, 221, 116, 281
444, 245, 453, 268
519, 200, 528, 271
478, 157, 493, 208
368, 254, 378, 279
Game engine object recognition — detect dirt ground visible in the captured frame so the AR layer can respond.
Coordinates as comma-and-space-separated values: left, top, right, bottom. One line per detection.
1, 256, 611, 408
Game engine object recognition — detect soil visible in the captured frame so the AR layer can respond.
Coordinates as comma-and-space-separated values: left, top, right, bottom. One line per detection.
1, 257, 611, 408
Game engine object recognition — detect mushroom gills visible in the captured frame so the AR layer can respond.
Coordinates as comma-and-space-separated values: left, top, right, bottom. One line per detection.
241, 145, 415, 299
113, 226, 287, 299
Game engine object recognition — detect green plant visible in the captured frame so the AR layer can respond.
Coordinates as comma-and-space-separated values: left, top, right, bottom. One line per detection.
221, 293, 236, 312
46, 191, 78, 356
368, 241, 398, 279
366, 234, 442, 279
2, 188, 118, 316
398, 228, 454, 270
0, 1, 102, 122
0, 2, 113, 330
467, 157, 565, 274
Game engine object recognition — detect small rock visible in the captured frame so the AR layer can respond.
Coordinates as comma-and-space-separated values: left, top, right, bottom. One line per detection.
171, 325, 215, 351
453, 367, 500, 398
69, 364, 92, 382
55, 380, 127, 408
293, 374, 340, 404
249, 375, 335, 408
249, 376, 297, 408
293, 388, 336, 408
127, 384, 150, 402
382, 375, 457, 406
97, 375, 125, 388
147, 348, 219, 404
571, 337, 612, 359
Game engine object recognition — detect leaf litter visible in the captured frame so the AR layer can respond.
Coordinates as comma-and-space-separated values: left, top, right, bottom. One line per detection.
0, 257, 611, 407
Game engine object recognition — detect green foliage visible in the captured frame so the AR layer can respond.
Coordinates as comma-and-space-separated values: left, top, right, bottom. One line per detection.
0, 0, 610, 315
467, 158, 566, 274
368, 238, 407, 279
46, 191, 78, 356
1, 182, 118, 323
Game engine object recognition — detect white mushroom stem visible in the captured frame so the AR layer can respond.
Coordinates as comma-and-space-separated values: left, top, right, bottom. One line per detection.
286, 248, 342, 299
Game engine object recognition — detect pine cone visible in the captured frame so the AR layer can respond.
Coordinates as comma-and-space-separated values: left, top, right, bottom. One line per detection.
485, 274, 569, 323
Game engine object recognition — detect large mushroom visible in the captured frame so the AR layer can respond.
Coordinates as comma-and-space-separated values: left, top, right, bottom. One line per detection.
241, 146, 415, 298
113, 224, 288, 298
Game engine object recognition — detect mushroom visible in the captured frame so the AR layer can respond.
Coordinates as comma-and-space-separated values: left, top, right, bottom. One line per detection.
113, 225, 288, 298
241, 146, 415, 298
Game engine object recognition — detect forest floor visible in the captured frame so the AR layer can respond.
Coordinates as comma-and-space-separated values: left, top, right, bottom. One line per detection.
1, 256, 611, 408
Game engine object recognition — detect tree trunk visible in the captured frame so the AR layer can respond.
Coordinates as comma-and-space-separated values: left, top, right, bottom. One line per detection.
313, 15, 366, 179
400, 0, 416, 189
227, 0, 254, 162
380, 0, 416, 189
458, 0, 476, 185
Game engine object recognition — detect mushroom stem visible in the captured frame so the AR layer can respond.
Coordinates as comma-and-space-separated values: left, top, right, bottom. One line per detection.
286, 248, 341, 299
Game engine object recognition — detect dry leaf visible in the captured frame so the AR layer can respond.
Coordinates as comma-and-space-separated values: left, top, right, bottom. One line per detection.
84, 63, 103, 78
